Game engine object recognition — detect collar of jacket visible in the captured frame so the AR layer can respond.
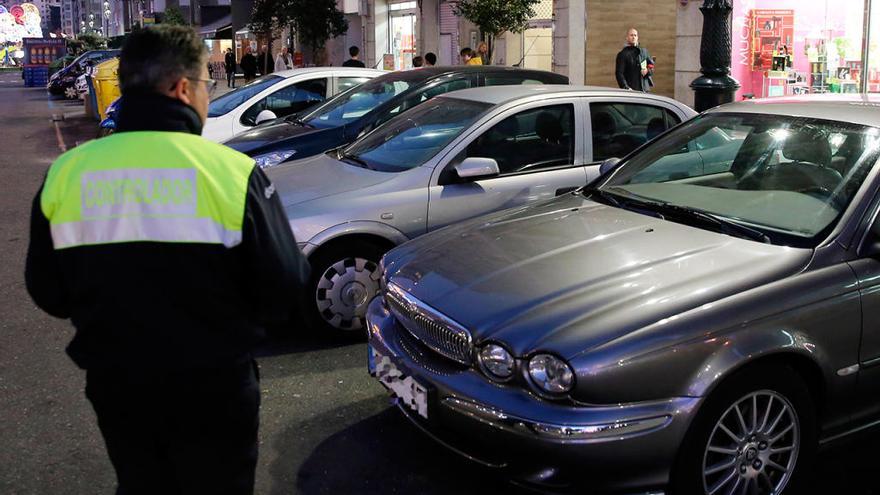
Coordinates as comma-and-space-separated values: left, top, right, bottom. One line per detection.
115, 92, 203, 136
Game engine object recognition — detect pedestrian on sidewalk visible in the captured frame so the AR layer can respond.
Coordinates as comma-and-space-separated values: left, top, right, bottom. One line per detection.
460, 47, 482, 65
275, 46, 292, 72
477, 41, 490, 65
412, 55, 423, 68
25, 25, 309, 495
615, 27, 654, 92
424, 52, 437, 66
343, 46, 365, 67
224, 47, 236, 88
241, 47, 257, 82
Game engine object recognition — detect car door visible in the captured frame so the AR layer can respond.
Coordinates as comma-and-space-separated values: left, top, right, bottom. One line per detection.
233, 76, 329, 136
427, 98, 588, 231
587, 98, 688, 180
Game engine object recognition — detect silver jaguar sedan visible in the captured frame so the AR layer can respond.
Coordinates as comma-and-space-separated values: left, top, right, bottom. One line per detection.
267, 85, 696, 333
367, 94, 880, 494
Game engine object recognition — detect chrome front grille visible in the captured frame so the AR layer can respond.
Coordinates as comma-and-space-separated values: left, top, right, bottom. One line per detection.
385, 283, 473, 365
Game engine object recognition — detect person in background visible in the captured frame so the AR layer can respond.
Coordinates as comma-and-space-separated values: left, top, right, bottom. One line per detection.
224, 47, 236, 88
477, 41, 489, 65
275, 46, 292, 73
424, 52, 437, 66
460, 47, 482, 65
240, 47, 257, 83
412, 56, 423, 68
256, 47, 271, 75
25, 25, 309, 495
615, 27, 653, 92
343, 46, 365, 67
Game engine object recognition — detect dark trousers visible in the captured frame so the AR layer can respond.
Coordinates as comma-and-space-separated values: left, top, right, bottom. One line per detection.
85, 360, 260, 495
226, 67, 236, 88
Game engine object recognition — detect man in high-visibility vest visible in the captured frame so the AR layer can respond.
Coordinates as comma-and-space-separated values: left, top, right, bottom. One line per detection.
25, 25, 308, 495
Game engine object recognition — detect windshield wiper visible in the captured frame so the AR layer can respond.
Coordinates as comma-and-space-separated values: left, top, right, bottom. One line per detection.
340, 152, 372, 170
584, 188, 622, 208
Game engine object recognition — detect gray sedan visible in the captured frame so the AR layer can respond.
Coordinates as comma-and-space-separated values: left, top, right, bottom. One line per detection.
367, 95, 880, 493
268, 85, 696, 333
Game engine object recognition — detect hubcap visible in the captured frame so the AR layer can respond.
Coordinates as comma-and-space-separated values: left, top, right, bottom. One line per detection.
702, 390, 800, 495
315, 256, 381, 331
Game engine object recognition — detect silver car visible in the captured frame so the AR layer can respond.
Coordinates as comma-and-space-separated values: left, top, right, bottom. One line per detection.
268, 85, 696, 333
366, 94, 880, 493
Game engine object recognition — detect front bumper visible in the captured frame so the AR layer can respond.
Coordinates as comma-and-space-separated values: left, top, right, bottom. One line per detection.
366, 297, 700, 493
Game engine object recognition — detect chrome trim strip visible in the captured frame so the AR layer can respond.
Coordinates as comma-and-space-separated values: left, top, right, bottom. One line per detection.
820, 416, 880, 445
442, 397, 672, 441
861, 357, 880, 369
385, 283, 473, 364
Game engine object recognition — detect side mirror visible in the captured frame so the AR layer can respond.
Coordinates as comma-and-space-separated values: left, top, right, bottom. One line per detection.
255, 110, 277, 125
454, 157, 500, 180
599, 157, 621, 175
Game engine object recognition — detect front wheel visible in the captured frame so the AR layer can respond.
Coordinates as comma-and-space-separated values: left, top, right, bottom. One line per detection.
671, 364, 816, 495
307, 242, 385, 337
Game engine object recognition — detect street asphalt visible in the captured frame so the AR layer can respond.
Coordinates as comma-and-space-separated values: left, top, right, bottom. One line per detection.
0, 80, 877, 494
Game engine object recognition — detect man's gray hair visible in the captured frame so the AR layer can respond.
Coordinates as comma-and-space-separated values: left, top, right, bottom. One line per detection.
119, 25, 206, 94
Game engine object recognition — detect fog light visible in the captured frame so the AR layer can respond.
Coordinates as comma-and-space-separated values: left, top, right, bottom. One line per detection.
528, 354, 574, 394
479, 344, 515, 379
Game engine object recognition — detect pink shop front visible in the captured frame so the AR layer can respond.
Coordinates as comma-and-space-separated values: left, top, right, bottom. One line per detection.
729, 0, 880, 99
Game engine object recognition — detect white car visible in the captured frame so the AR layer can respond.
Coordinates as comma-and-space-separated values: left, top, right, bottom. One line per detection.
203, 67, 383, 143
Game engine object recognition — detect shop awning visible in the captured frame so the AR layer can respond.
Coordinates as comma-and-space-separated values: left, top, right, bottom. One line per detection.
200, 14, 232, 39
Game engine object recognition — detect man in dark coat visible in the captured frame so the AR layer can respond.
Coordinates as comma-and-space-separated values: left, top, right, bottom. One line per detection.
615, 28, 654, 92
224, 48, 236, 88
240, 47, 257, 82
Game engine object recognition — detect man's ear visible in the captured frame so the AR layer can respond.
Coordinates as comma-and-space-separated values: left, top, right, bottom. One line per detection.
168, 77, 193, 106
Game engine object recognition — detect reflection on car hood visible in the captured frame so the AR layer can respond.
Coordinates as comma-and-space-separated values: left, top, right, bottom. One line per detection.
385, 194, 811, 358
267, 152, 395, 207
224, 120, 339, 155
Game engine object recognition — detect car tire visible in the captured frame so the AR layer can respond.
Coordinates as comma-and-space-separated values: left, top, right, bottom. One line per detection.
305, 240, 386, 338
670, 363, 816, 495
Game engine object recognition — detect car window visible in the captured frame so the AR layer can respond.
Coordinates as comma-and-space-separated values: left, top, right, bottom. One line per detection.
343, 97, 491, 173
374, 78, 473, 127
464, 104, 576, 175
240, 78, 328, 125
591, 102, 671, 161
208, 75, 284, 117
603, 113, 880, 246
484, 76, 544, 86
338, 77, 372, 93
305, 79, 414, 128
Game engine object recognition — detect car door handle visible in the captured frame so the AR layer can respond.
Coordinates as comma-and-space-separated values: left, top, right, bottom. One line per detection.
556, 187, 577, 196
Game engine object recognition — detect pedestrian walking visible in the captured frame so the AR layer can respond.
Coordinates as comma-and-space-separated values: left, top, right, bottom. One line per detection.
257, 47, 271, 75
224, 47, 236, 88
343, 46, 365, 67
412, 55, 423, 68
275, 46, 292, 72
615, 28, 654, 92
241, 47, 257, 82
460, 47, 482, 65
477, 41, 489, 65
424, 52, 437, 66
25, 25, 309, 495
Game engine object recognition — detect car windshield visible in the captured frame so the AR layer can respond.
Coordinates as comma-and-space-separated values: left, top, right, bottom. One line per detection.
341, 98, 491, 173
598, 113, 880, 247
302, 72, 430, 129
208, 75, 284, 117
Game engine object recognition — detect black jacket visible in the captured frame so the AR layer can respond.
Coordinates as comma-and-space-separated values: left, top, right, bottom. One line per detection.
240, 53, 257, 76
342, 59, 366, 68
224, 51, 236, 71
25, 93, 310, 371
615, 45, 652, 92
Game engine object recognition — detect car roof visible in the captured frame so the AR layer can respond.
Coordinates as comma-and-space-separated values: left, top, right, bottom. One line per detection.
271, 67, 385, 78
368, 65, 566, 85
440, 84, 690, 108
707, 94, 880, 128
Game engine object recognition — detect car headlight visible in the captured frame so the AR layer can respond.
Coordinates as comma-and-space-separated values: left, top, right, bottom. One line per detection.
479, 344, 515, 380
253, 150, 296, 169
528, 354, 574, 394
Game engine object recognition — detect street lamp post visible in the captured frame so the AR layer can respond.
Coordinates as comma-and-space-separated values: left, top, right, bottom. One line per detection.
690, 0, 740, 111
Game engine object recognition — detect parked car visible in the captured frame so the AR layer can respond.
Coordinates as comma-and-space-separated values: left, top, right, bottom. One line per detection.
47, 49, 119, 98
269, 85, 695, 334
203, 67, 383, 142
366, 94, 880, 494
224, 66, 570, 169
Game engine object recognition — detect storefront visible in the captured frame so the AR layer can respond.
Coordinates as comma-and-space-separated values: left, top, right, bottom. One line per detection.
730, 0, 868, 98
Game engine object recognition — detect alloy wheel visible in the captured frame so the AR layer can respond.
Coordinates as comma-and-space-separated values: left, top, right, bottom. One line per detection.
702, 390, 800, 495
315, 256, 381, 331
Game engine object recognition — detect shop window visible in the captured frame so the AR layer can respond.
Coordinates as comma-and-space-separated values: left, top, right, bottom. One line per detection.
465, 104, 575, 175
240, 78, 327, 125
591, 102, 669, 161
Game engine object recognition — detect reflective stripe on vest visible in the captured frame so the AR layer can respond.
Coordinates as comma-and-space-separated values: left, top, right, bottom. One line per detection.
41, 131, 255, 250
